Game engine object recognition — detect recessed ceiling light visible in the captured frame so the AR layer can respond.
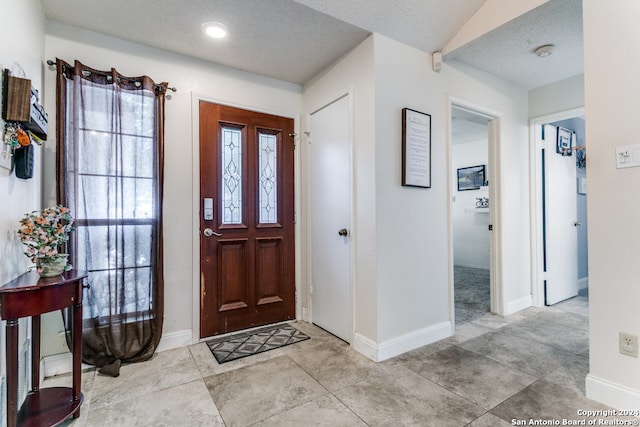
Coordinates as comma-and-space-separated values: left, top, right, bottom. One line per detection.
202, 22, 228, 39
534, 44, 554, 58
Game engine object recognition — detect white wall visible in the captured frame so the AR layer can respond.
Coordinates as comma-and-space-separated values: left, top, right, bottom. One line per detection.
0, 0, 45, 284
374, 35, 530, 352
374, 34, 448, 344
583, 0, 640, 410
453, 139, 490, 269
529, 74, 584, 119
41, 21, 302, 357
0, 0, 45, 414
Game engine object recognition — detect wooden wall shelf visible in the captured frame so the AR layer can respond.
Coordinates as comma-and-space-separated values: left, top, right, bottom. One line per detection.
1, 69, 48, 139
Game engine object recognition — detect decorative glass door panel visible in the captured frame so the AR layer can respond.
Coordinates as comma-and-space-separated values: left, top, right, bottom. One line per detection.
258, 130, 278, 226
221, 126, 243, 225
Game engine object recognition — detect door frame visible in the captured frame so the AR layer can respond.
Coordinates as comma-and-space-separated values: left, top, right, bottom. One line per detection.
304, 89, 355, 344
446, 95, 504, 328
529, 106, 585, 307
190, 93, 302, 342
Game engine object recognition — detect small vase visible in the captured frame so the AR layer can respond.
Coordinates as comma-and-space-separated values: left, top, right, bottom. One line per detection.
36, 254, 69, 277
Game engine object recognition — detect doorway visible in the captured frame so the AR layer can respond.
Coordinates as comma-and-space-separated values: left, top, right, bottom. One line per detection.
448, 98, 503, 329
451, 106, 492, 325
531, 108, 588, 306
198, 101, 296, 338
307, 94, 352, 343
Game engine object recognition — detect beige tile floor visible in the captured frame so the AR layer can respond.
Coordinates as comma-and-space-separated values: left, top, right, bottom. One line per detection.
48, 294, 624, 427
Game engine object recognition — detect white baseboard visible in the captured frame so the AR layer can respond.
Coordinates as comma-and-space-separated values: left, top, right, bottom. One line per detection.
578, 277, 589, 290
586, 374, 640, 410
41, 329, 193, 380
505, 294, 532, 315
42, 352, 70, 380
156, 329, 193, 353
353, 333, 379, 362
353, 321, 452, 362
40, 352, 92, 381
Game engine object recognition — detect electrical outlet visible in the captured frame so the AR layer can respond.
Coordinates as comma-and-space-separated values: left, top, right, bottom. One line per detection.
619, 332, 638, 357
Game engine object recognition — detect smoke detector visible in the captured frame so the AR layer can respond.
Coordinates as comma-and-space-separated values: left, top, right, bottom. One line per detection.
534, 44, 554, 58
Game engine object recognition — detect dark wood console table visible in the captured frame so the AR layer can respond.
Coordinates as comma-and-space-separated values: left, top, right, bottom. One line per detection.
0, 269, 86, 427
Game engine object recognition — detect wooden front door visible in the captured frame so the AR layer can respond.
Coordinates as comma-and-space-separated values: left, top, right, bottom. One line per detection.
199, 102, 295, 338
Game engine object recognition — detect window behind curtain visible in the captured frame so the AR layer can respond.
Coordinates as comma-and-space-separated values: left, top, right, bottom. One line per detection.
56, 59, 166, 369
72, 84, 155, 321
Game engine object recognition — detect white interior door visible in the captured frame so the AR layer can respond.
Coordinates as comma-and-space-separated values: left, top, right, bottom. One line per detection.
309, 95, 351, 342
544, 124, 579, 304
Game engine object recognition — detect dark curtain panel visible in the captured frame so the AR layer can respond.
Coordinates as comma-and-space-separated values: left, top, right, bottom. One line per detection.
56, 59, 167, 373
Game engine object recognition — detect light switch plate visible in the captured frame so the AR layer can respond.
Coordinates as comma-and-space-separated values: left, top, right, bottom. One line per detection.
616, 144, 640, 169
577, 177, 586, 195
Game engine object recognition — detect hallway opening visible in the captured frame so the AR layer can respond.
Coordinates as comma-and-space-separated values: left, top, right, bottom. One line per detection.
451, 105, 492, 325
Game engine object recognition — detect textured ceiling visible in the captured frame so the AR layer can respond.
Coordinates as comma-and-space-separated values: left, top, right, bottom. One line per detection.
41, 0, 584, 89
294, 0, 485, 53
444, 0, 584, 89
41, 0, 371, 84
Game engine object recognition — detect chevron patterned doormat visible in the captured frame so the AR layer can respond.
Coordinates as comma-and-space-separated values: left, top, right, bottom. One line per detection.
206, 324, 310, 364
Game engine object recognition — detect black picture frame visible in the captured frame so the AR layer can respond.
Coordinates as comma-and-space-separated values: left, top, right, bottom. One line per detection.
457, 165, 485, 191
556, 126, 573, 156
402, 108, 431, 188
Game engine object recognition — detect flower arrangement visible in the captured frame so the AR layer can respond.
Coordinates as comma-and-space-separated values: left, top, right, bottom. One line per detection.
17, 206, 74, 272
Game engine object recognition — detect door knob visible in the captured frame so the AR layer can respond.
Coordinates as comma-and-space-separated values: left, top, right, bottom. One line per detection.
338, 228, 348, 236
573, 221, 582, 227
203, 228, 222, 237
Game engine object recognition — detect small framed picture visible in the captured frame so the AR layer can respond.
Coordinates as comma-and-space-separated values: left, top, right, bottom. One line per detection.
557, 127, 573, 156
457, 165, 485, 191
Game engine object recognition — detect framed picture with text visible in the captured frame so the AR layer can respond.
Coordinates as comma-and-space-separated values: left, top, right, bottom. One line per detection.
402, 108, 431, 188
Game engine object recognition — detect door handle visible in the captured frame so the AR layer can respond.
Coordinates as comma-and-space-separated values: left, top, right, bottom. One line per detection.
338, 228, 348, 236
573, 221, 582, 227
203, 228, 222, 237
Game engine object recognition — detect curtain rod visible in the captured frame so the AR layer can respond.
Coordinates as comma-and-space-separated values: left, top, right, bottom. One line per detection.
46, 59, 177, 92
